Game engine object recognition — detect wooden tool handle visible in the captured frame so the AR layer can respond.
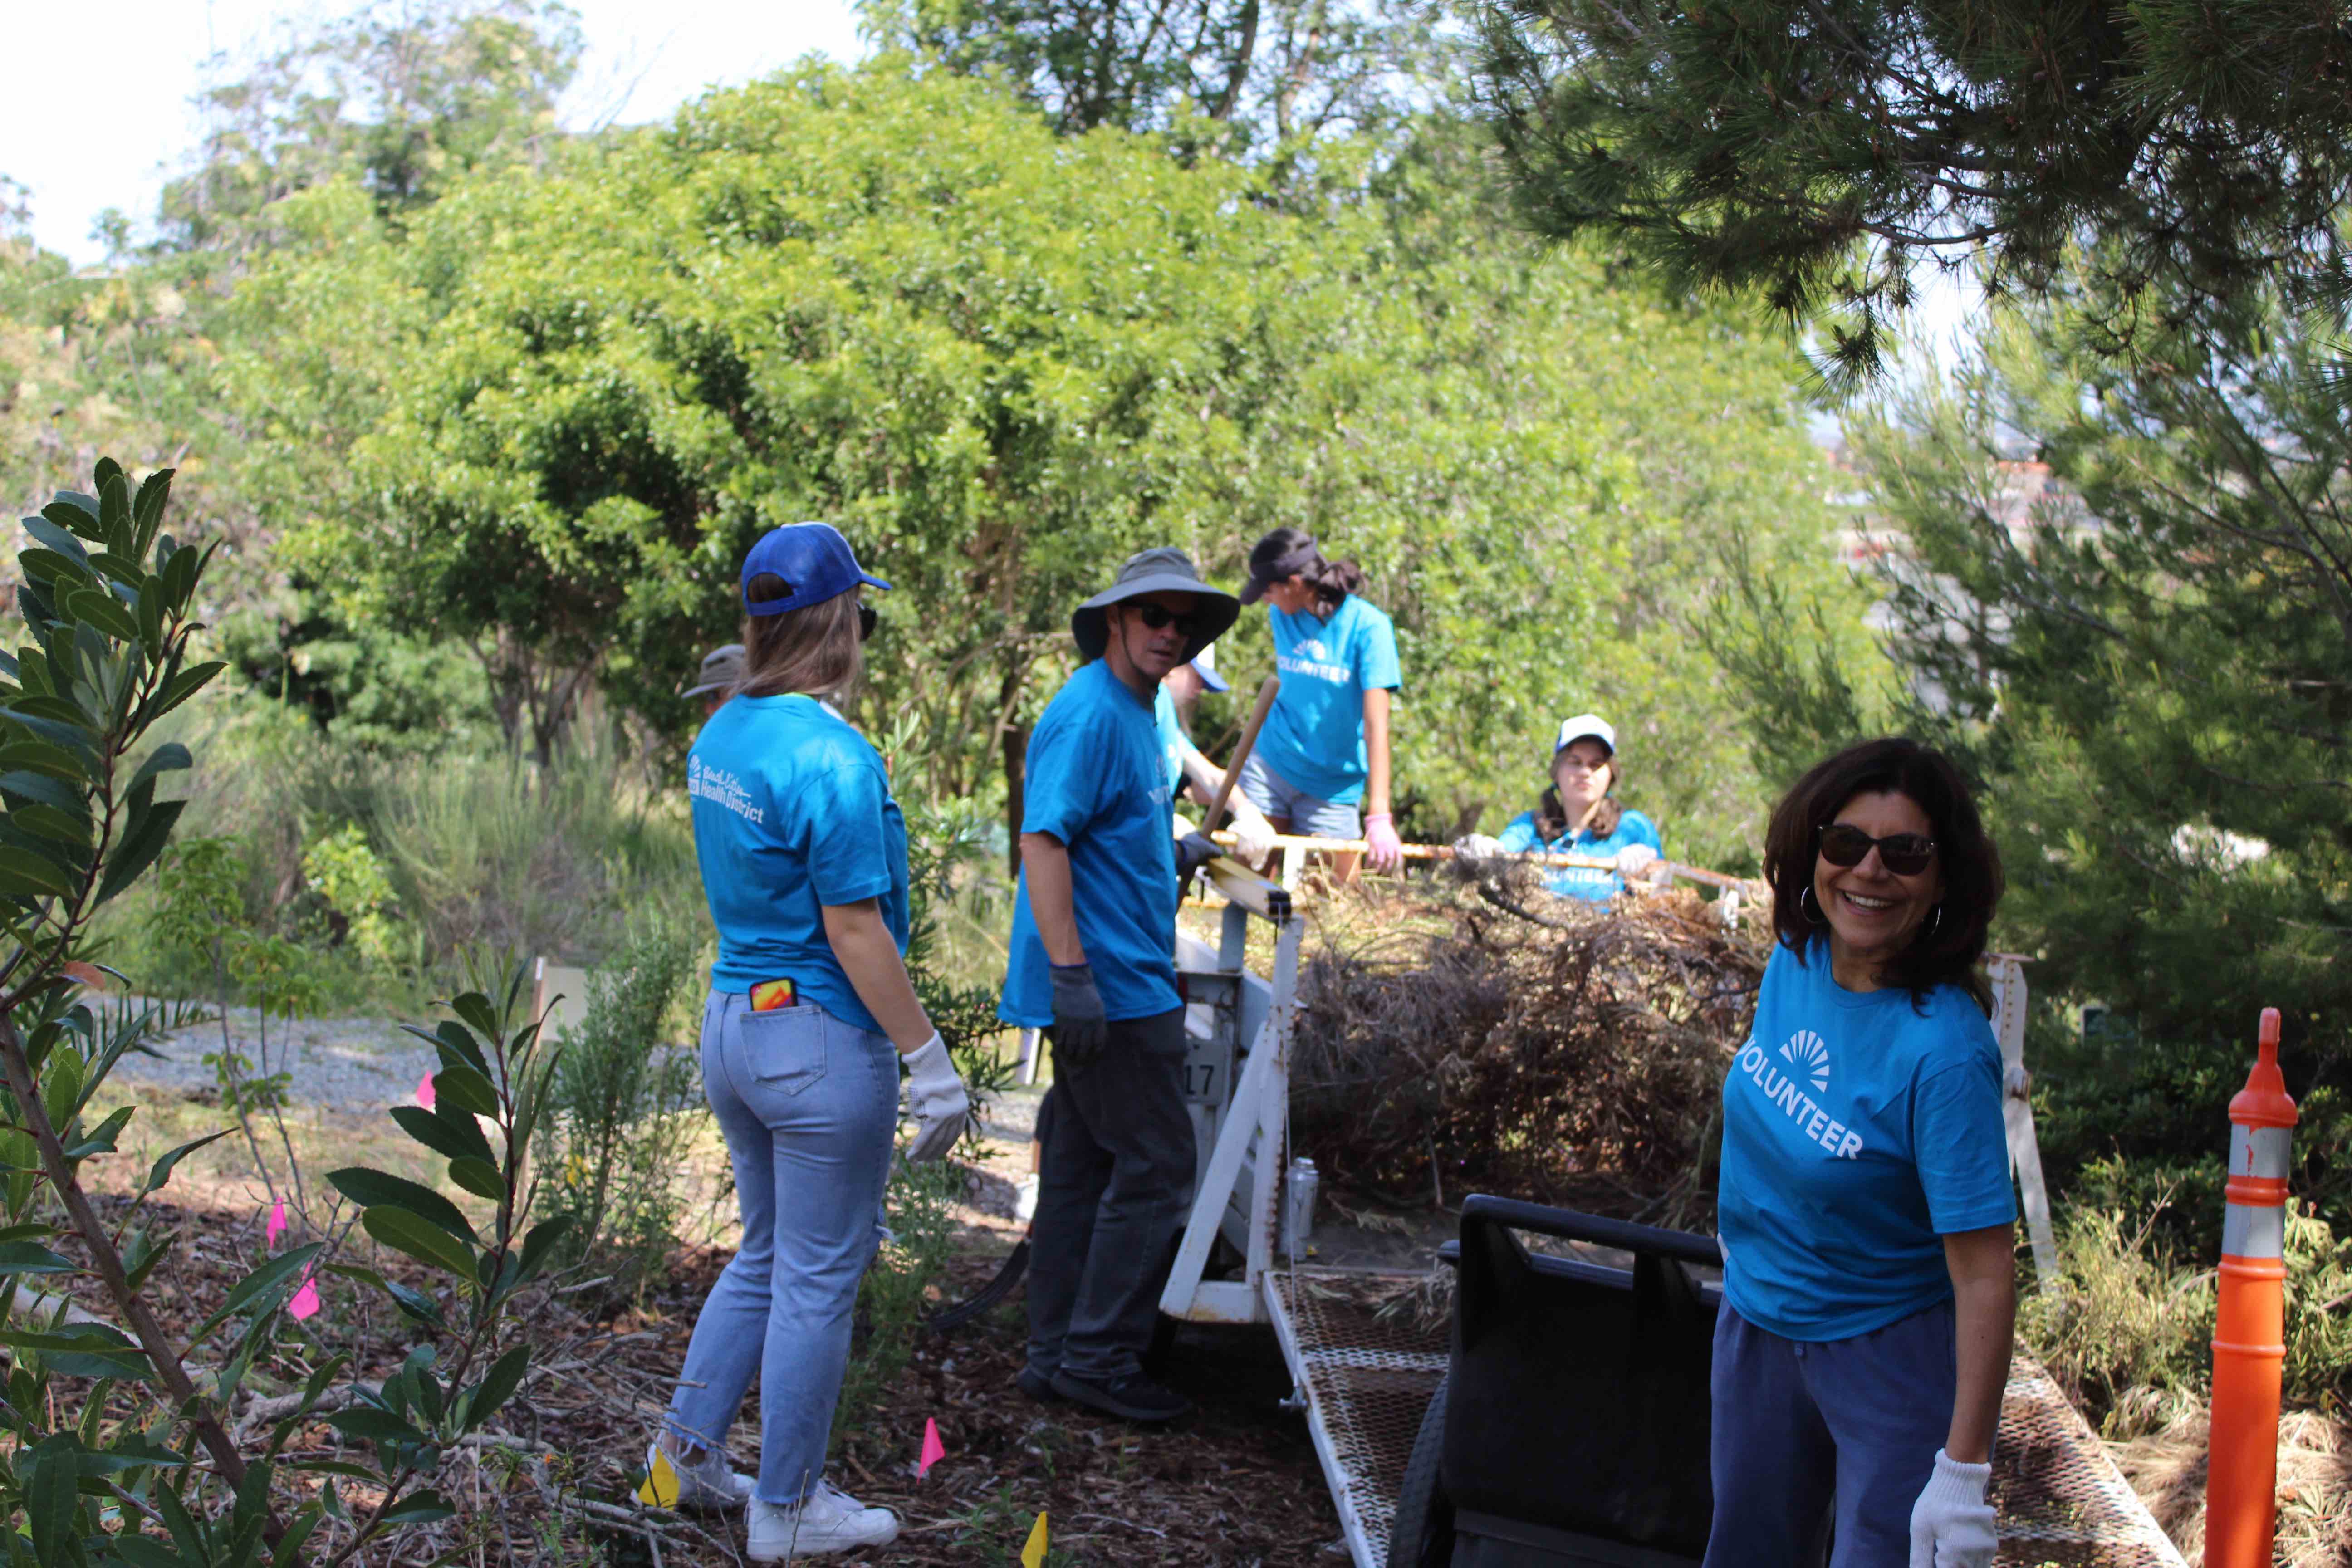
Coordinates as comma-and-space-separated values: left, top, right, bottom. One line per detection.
1203, 676, 1279, 834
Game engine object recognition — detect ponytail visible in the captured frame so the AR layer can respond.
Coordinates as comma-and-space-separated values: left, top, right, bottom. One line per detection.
1246, 526, 1362, 619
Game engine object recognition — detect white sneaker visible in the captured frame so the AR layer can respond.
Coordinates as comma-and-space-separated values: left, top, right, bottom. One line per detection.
647, 1437, 755, 1512
748, 1482, 900, 1559
1014, 1173, 1041, 1225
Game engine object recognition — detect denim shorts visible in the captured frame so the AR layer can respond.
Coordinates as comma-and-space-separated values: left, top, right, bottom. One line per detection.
1236, 752, 1361, 839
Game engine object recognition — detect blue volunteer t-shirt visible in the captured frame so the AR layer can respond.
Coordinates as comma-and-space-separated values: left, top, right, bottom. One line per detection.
1000, 661, 1181, 1027
1717, 941, 2015, 1341
1256, 596, 1401, 805
1153, 685, 1188, 797
1496, 807, 1663, 902
689, 694, 909, 1035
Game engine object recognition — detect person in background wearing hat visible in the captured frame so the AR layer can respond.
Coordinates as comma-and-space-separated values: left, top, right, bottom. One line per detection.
660, 523, 970, 1559
1156, 643, 1279, 863
1458, 715, 1664, 900
1003, 546, 1239, 1425
684, 643, 745, 720
1235, 527, 1402, 882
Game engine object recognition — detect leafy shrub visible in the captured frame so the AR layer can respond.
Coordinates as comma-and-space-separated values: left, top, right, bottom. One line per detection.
0, 461, 571, 1564
833, 1155, 961, 1450
537, 916, 702, 1298
300, 820, 398, 963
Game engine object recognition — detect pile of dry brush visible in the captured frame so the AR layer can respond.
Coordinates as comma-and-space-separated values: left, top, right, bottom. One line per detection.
1289, 864, 1772, 1226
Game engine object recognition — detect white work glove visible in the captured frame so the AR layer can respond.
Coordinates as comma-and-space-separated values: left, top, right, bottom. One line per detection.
1908, 1449, 1996, 1568
2004, 1062, 2032, 1099
1615, 843, 1661, 877
1453, 833, 1505, 859
1229, 798, 1278, 864
900, 1032, 969, 1163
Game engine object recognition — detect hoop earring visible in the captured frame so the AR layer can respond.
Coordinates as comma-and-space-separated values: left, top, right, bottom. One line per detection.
1798, 886, 1829, 926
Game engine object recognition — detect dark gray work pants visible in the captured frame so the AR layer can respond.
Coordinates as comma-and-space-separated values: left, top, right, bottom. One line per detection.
1025, 1007, 1192, 1382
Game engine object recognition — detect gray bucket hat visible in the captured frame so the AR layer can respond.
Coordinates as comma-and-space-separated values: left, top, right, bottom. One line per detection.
1071, 547, 1240, 663
683, 643, 745, 700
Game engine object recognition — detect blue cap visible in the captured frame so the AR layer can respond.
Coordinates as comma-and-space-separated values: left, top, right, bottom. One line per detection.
739, 523, 891, 617
1189, 642, 1230, 693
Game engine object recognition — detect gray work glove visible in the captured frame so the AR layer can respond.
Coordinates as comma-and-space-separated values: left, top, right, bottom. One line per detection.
1048, 961, 1109, 1069
1175, 831, 1221, 899
1453, 833, 1506, 859
900, 1032, 969, 1162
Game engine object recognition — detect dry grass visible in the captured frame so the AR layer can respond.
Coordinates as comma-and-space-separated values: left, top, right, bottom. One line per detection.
1287, 867, 1767, 1225
2111, 1406, 2352, 1568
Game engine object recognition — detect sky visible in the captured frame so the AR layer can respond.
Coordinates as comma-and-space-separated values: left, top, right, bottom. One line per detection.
2, 0, 868, 267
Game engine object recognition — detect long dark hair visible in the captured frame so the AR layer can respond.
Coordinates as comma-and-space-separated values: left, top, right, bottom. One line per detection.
1762, 737, 2003, 1008
1534, 757, 1627, 839
1249, 527, 1362, 617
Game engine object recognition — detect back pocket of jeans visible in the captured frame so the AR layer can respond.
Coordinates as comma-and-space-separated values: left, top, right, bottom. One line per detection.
739, 1005, 827, 1096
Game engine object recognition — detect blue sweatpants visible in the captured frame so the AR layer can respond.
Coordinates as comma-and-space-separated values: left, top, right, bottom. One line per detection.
1702, 1298, 1958, 1568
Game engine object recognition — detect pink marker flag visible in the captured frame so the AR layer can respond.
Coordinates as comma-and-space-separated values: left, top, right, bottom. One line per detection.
265, 1200, 287, 1250
289, 1274, 321, 1322
917, 1418, 946, 1479
415, 1072, 436, 1110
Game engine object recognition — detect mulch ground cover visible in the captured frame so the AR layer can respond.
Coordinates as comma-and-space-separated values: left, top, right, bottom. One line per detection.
47, 1183, 1343, 1566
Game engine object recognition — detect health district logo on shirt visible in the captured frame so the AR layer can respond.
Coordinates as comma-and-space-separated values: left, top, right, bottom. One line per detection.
1734, 1029, 1865, 1159
686, 755, 764, 825
1277, 641, 1350, 685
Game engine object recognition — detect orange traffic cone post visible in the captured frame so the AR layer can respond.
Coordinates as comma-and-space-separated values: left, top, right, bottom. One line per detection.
2204, 1007, 2297, 1568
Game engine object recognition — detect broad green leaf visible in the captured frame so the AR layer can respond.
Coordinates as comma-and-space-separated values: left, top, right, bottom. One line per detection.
464, 1344, 532, 1430
96, 797, 185, 904
447, 1156, 504, 1202
0, 1243, 76, 1275
60, 585, 138, 643
20, 518, 91, 572
429, 1063, 500, 1118
362, 1205, 476, 1284
449, 991, 501, 1044
513, 1215, 573, 1289
24, 1436, 76, 1568
141, 1129, 233, 1195
126, 742, 191, 796
61, 1105, 134, 1160
325, 1167, 477, 1244
147, 660, 225, 723
383, 1278, 446, 1327
388, 1104, 495, 1166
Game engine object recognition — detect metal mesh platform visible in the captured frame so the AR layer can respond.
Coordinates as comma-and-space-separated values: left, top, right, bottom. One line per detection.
1265, 1269, 2186, 1568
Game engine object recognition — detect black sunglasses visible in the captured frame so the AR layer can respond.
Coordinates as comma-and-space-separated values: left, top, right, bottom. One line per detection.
858, 602, 878, 642
1130, 602, 1208, 637
1818, 823, 1937, 877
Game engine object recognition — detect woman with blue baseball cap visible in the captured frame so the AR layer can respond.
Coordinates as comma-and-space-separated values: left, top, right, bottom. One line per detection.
657, 522, 969, 1559
1458, 714, 1664, 900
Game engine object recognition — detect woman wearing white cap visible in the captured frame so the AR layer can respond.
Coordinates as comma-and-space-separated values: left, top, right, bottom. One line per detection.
1460, 715, 1663, 901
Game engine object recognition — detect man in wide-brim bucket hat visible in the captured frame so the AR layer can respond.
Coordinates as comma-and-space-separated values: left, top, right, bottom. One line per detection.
998, 544, 1238, 1426
1068, 545, 1240, 664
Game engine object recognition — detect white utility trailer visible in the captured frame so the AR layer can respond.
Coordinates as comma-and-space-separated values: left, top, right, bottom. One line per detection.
1160, 855, 2186, 1568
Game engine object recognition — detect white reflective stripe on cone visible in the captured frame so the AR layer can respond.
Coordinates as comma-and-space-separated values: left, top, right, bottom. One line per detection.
2229, 1124, 2293, 1179
2222, 1200, 2286, 1261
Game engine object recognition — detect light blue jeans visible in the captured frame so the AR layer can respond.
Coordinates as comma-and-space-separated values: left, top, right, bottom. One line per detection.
665, 992, 898, 1506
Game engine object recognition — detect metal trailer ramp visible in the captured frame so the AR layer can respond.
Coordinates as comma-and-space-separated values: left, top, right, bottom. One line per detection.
1263, 1265, 2185, 1568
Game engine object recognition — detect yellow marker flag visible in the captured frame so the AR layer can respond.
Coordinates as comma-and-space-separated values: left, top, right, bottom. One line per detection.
637, 1450, 680, 1509
1020, 1511, 1048, 1568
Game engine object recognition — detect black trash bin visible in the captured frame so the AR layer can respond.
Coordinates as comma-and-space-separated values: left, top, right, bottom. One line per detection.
1389, 1196, 1725, 1568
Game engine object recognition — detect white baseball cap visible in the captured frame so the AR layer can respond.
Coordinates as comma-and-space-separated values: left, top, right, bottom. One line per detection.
1553, 714, 1617, 756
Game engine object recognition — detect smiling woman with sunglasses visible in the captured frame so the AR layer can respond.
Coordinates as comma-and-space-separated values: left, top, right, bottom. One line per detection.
1705, 737, 2014, 1568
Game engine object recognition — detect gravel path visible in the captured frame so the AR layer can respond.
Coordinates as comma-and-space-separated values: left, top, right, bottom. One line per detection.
108, 1003, 1051, 1135
110, 1006, 439, 1115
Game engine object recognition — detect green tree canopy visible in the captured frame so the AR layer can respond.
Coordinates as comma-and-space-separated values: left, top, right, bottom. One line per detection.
1475, 0, 2352, 382
226, 59, 1837, 847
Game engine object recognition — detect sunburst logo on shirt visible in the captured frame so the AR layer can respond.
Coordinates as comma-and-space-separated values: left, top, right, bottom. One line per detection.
1779, 1030, 1831, 1093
